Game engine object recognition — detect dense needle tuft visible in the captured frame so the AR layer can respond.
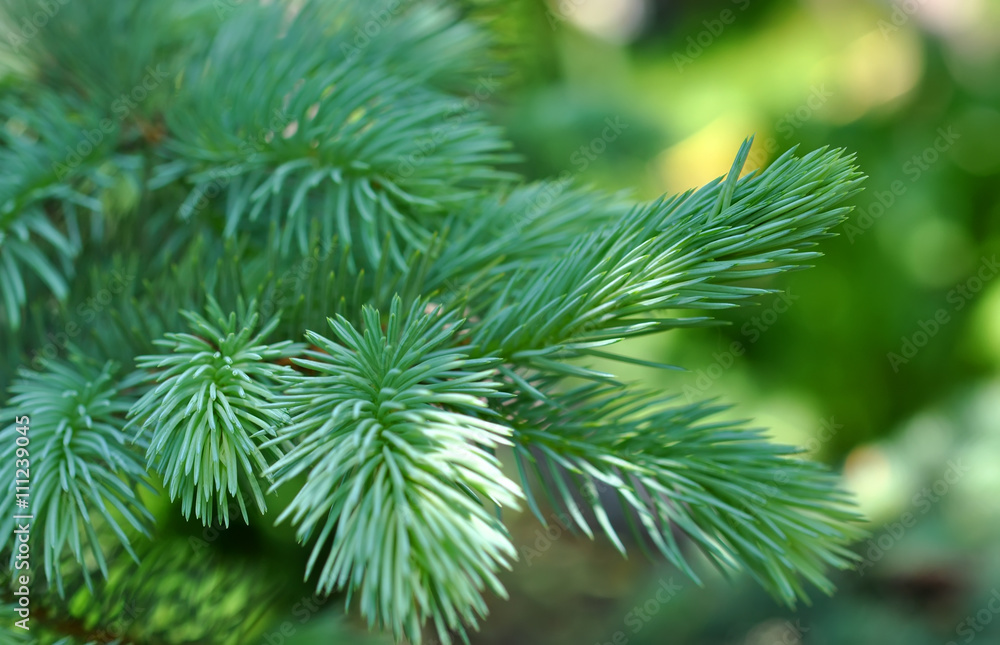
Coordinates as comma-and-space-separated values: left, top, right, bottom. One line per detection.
267, 297, 522, 644
0, 356, 152, 595
127, 299, 303, 526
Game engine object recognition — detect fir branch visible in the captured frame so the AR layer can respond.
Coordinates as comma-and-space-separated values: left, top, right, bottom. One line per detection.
126, 298, 303, 526
426, 180, 631, 293
0, 356, 153, 595
508, 383, 865, 605
159, 0, 515, 267
0, 91, 117, 329
266, 297, 521, 644
333, 2, 498, 91
0, 0, 199, 107
470, 142, 864, 377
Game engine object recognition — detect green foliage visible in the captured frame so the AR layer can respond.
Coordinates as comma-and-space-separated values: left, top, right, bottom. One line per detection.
470, 142, 863, 384
160, 0, 514, 266
509, 385, 864, 604
0, 91, 110, 329
0, 357, 152, 594
127, 298, 303, 526
0, 1, 867, 643
267, 298, 521, 643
